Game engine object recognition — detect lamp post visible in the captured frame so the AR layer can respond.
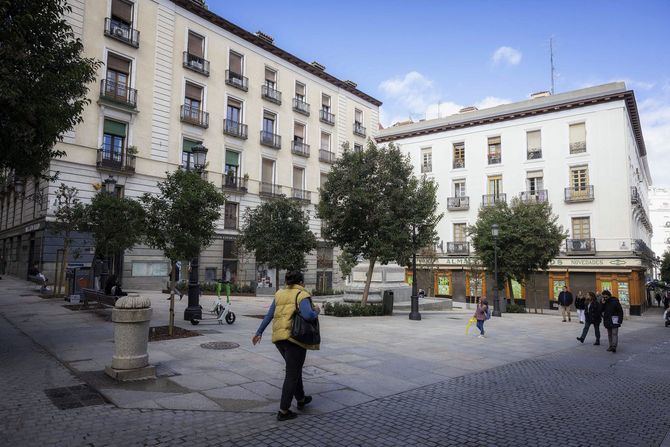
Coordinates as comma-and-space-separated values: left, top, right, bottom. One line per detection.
103, 175, 117, 195
492, 223, 501, 317
409, 223, 422, 321
13, 175, 25, 196
184, 143, 208, 322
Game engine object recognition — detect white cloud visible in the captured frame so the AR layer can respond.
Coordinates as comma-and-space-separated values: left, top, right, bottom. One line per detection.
492, 46, 522, 66
475, 96, 511, 109
378, 71, 440, 116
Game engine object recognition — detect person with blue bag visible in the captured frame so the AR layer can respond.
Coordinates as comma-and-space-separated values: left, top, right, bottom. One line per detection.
252, 270, 320, 421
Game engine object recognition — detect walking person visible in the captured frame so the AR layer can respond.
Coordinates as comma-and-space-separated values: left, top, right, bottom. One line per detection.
474, 298, 490, 338
557, 286, 574, 322
576, 292, 601, 345
601, 290, 623, 353
252, 270, 320, 421
575, 290, 586, 324
664, 291, 669, 310
655, 291, 662, 308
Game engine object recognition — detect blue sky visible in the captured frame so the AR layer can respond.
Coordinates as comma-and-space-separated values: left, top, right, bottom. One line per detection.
208, 0, 670, 185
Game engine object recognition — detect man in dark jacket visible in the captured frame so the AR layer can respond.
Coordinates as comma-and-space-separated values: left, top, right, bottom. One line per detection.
577, 292, 601, 345
557, 286, 573, 322
601, 290, 623, 353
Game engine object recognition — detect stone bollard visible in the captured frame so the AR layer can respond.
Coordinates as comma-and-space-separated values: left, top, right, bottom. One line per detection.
105, 293, 156, 381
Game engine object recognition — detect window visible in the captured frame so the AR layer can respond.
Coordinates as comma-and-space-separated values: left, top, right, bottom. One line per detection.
322, 94, 331, 112
229, 51, 243, 75
261, 158, 275, 185
184, 82, 202, 112
572, 217, 591, 239
262, 111, 276, 134
354, 109, 363, 126
226, 98, 242, 123
453, 180, 466, 198
102, 119, 127, 164
224, 202, 238, 229
293, 166, 305, 191
453, 223, 467, 242
320, 132, 331, 151
526, 171, 544, 194
295, 82, 306, 101
487, 136, 501, 164
105, 53, 131, 98
224, 150, 239, 178
187, 31, 204, 58
320, 172, 329, 190
487, 175, 502, 196
222, 237, 238, 283
223, 238, 237, 258
111, 0, 133, 26
181, 138, 201, 170
570, 165, 589, 190
569, 123, 586, 153
317, 244, 334, 269
421, 148, 432, 173
294, 122, 305, 143
453, 142, 465, 168
353, 143, 363, 153
265, 67, 277, 89
527, 130, 541, 159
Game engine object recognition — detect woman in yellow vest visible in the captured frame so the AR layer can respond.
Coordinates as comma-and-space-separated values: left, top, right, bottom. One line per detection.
252, 270, 320, 421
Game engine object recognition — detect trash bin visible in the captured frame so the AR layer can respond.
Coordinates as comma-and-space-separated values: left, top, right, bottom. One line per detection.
382, 290, 394, 316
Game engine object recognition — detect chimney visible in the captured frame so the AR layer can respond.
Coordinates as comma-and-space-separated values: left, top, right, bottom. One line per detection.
459, 106, 478, 113
344, 80, 358, 88
530, 91, 551, 99
311, 61, 326, 71
255, 31, 274, 45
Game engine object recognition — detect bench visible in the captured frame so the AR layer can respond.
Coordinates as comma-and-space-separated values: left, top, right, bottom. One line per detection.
81, 288, 118, 307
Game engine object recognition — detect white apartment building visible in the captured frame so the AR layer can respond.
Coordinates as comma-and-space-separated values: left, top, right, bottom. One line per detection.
0, 0, 381, 292
648, 187, 670, 260
376, 83, 654, 315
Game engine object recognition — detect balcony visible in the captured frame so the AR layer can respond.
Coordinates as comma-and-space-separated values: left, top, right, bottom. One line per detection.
527, 148, 542, 160
293, 98, 310, 116
487, 153, 501, 165
291, 141, 310, 157
180, 105, 209, 128
182, 51, 210, 76
447, 196, 469, 211
421, 162, 432, 174
482, 193, 506, 207
564, 185, 594, 203
565, 238, 596, 255
320, 109, 335, 125
100, 80, 137, 109
260, 131, 281, 149
223, 119, 248, 139
104, 18, 139, 48
261, 85, 282, 104
570, 141, 587, 154
259, 182, 282, 198
225, 70, 248, 91
520, 189, 548, 203
446, 241, 470, 256
632, 239, 655, 260
291, 188, 311, 203
631, 186, 641, 205
222, 173, 248, 193
353, 122, 366, 137
96, 146, 136, 174
319, 149, 335, 164
453, 158, 465, 169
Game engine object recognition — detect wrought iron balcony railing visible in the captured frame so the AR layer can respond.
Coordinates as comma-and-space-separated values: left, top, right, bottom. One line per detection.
631, 186, 640, 204
260, 131, 281, 149
104, 18, 139, 47
182, 51, 210, 76
453, 158, 465, 169
353, 122, 366, 137
261, 85, 282, 104
527, 148, 542, 160
565, 238, 596, 255
259, 182, 282, 197
488, 153, 501, 164
421, 163, 432, 173
564, 185, 594, 203
447, 196, 469, 211
293, 98, 310, 116
100, 80, 137, 108
96, 146, 136, 173
291, 141, 310, 157
320, 109, 335, 125
225, 70, 248, 91
180, 105, 209, 128
446, 241, 470, 255
570, 141, 587, 154
520, 189, 548, 203
223, 119, 248, 139
291, 188, 311, 203
221, 173, 248, 193
319, 149, 335, 164
482, 193, 506, 207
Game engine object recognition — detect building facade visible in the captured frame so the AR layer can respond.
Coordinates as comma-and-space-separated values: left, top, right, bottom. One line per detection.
376, 83, 654, 315
648, 187, 670, 261
0, 0, 381, 292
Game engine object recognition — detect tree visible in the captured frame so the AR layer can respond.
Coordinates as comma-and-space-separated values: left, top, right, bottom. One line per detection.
51, 183, 86, 296
468, 198, 566, 309
141, 170, 226, 334
336, 249, 358, 281
238, 196, 317, 290
318, 141, 442, 303
660, 250, 670, 284
82, 191, 146, 278
0, 0, 100, 179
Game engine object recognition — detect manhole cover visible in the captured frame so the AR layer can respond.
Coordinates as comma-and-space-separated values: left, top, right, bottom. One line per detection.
200, 341, 239, 350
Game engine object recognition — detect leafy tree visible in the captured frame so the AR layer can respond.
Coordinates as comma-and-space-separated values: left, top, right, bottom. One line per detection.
0, 0, 100, 179
82, 191, 146, 277
318, 141, 442, 303
238, 196, 317, 289
660, 250, 670, 283
141, 170, 226, 334
336, 249, 358, 280
469, 198, 566, 309
51, 183, 86, 295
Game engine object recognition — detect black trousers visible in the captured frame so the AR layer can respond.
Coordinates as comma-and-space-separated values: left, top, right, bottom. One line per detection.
275, 340, 307, 411
580, 321, 600, 341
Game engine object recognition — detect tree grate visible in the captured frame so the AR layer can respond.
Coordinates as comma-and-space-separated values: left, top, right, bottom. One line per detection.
44, 384, 108, 410
199, 341, 240, 350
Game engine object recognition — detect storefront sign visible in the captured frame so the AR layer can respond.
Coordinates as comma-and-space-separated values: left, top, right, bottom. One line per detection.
24, 222, 41, 233
549, 258, 642, 268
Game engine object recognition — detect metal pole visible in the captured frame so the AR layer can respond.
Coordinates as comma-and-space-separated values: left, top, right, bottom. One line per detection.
184, 165, 204, 322
409, 224, 421, 321
493, 238, 501, 317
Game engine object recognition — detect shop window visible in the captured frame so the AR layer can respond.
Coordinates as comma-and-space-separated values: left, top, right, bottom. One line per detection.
433, 271, 452, 297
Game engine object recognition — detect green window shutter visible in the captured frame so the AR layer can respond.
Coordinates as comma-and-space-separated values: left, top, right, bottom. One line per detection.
225, 151, 239, 166
182, 138, 200, 153
103, 119, 127, 137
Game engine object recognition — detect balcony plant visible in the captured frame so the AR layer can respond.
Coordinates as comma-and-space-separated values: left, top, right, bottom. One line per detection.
126, 145, 138, 157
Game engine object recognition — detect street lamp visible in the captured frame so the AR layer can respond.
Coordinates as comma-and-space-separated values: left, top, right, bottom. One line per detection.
184, 143, 208, 323
409, 223, 422, 321
103, 175, 117, 195
491, 223, 501, 317
13, 175, 25, 195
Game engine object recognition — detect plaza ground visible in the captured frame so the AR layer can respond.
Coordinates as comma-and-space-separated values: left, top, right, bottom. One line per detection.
1, 275, 669, 446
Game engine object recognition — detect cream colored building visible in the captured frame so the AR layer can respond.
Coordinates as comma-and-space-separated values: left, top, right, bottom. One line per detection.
0, 0, 381, 291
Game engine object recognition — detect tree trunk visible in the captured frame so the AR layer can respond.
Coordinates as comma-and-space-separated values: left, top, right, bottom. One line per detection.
508, 278, 515, 305
361, 256, 377, 304
168, 260, 176, 337
57, 239, 70, 296
275, 268, 280, 293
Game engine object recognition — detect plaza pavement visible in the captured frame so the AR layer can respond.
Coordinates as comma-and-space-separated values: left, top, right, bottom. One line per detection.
1, 275, 670, 446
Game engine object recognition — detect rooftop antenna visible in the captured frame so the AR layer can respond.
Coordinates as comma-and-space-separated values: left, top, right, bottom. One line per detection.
550, 37, 556, 94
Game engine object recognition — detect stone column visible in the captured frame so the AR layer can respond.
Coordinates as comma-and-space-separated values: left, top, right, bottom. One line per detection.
105, 293, 156, 381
